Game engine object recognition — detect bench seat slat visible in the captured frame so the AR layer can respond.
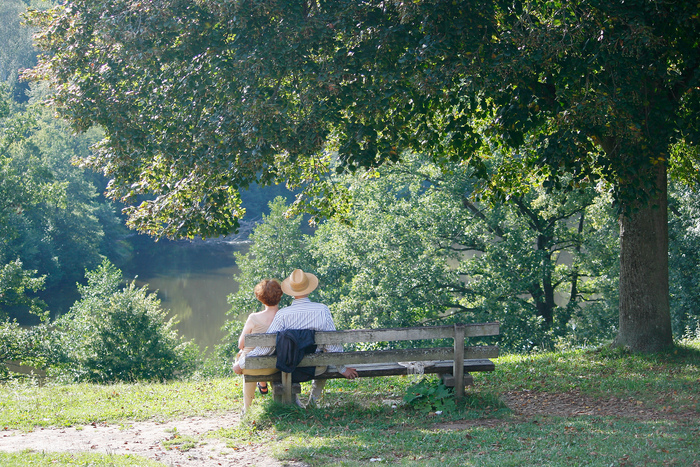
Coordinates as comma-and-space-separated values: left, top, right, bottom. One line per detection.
244, 345, 499, 369
244, 322, 500, 347
243, 359, 496, 382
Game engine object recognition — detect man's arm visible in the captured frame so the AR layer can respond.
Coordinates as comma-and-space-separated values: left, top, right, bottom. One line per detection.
318, 306, 356, 375
320, 307, 344, 353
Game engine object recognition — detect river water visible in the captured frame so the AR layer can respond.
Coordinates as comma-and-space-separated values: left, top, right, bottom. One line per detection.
122, 237, 249, 353
7, 238, 246, 377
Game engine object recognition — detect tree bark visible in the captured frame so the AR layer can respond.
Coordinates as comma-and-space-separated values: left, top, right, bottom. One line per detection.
615, 164, 673, 352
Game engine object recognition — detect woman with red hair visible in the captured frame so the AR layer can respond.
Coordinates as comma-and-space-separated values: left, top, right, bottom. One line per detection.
232, 279, 283, 413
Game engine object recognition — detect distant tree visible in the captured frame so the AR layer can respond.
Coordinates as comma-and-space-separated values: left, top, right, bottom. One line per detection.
0, 259, 46, 323
310, 159, 466, 331
238, 182, 296, 223
668, 182, 700, 338
1, 83, 130, 316
0, 0, 42, 102
0, 84, 40, 231
0, 319, 53, 380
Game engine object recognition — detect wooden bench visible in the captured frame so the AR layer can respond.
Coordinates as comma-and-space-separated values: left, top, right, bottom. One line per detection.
243, 322, 499, 404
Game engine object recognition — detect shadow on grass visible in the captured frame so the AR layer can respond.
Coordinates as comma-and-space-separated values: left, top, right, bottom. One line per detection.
226, 343, 700, 465
237, 389, 511, 465
239, 393, 698, 466
483, 342, 700, 399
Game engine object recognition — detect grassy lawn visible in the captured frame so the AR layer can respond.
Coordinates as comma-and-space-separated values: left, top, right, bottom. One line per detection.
0, 377, 243, 430
1, 341, 698, 466
0, 452, 163, 467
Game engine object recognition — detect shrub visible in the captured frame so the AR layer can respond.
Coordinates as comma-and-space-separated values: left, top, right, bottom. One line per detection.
0, 320, 52, 380
403, 377, 456, 413
50, 260, 200, 382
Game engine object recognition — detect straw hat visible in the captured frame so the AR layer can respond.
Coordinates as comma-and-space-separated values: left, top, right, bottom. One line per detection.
281, 269, 319, 296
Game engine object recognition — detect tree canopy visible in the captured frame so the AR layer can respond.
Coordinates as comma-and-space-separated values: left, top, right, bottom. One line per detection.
25, 1, 700, 225
25, 0, 700, 351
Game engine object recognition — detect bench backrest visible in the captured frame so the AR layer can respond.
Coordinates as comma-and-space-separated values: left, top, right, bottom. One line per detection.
244, 322, 500, 370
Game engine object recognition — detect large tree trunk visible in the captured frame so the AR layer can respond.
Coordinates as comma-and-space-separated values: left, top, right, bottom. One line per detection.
615, 164, 673, 352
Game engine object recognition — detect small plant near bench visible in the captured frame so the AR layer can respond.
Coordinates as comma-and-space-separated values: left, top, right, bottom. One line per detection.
403, 377, 457, 413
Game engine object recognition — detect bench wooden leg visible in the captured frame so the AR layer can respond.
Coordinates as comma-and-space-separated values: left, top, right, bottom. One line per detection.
441, 373, 474, 389
272, 373, 301, 404
282, 372, 292, 404
454, 324, 465, 401
272, 383, 282, 403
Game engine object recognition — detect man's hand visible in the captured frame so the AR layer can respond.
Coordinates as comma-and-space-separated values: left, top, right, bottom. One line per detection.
341, 367, 358, 380
232, 361, 243, 375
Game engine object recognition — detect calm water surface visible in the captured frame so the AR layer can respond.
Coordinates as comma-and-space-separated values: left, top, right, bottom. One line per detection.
123, 238, 249, 353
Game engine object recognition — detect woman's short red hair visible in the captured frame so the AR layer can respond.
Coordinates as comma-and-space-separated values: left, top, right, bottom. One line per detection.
254, 279, 283, 306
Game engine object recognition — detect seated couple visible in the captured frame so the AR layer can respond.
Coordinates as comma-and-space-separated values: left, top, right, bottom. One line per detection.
233, 269, 358, 413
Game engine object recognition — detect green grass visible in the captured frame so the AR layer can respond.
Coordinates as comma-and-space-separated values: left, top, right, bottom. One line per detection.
0, 451, 163, 466
249, 409, 697, 466
0, 377, 242, 430
229, 341, 700, 466
484, 342, 700, 412
1, 340, 699, 466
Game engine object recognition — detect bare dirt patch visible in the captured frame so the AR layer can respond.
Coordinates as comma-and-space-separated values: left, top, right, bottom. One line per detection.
0, 411, 305, 466
500, 389, 699, 422
434, 389, 699, 431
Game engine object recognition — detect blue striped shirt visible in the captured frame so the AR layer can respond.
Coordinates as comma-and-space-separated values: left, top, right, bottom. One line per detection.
240, 298, 345, 371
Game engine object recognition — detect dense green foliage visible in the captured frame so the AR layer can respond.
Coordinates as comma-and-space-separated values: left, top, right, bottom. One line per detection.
1, 1, 294, 324
310, 155, 621, 350
0, 1, 300, 380
668, 183, 700, 339
0, 1, 132, 319
24, 0, 700, 225
49, 260, 200, 382
0, 0, 47, 103
223, 156, 700, 352
1, 1, 206, 383
223, 160, 622, 352
0, 259, 47, 322
23, 0, 700, 352
0, 320, 53, 380
0, 82, 131, 318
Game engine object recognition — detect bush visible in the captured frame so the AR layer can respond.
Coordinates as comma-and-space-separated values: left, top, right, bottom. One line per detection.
50, 260, 200, 382
0, 320, 53, 380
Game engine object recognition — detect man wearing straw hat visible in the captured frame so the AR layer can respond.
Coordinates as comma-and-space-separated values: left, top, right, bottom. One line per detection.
236, 268, 358, 407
